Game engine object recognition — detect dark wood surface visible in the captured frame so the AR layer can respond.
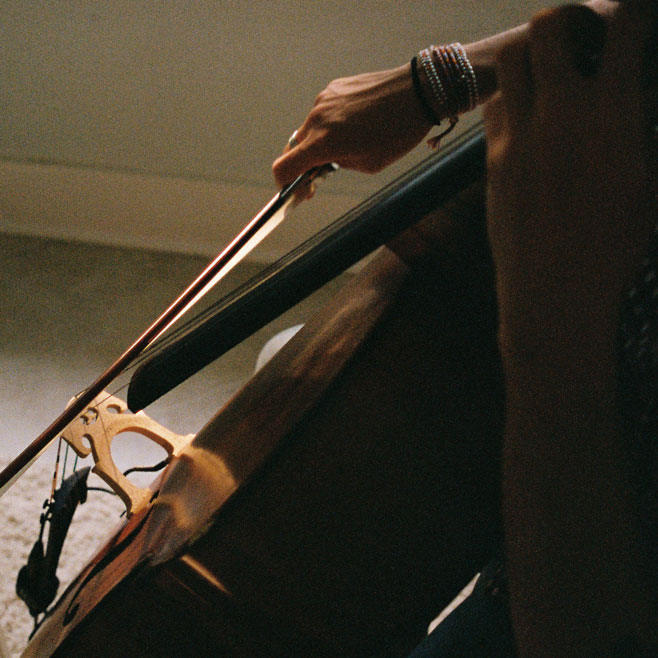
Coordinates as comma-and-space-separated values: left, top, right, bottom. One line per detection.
23, 201, 504, 657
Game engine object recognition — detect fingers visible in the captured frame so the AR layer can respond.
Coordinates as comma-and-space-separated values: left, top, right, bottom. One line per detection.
600, 0, 656, 81
526, 2, 654, 100
531, 5, 607, 83
272, 120, 336, 189
486, 6, 603, 135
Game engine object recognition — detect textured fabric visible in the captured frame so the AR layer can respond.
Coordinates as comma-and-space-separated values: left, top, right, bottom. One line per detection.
619, 227, 658, 568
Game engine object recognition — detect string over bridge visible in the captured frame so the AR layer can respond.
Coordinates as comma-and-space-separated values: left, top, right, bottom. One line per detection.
61, 392, 194, 516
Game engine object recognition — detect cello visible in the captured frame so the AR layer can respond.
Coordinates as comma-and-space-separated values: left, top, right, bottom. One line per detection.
8, 1, 658, 653
9, 122, 505, 657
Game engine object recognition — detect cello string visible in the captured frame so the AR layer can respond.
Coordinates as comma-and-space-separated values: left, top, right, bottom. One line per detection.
62, 178, 350, 410
72, 245, 294, 410
49, 438, 63, 504
67, 122, 487, 415
51, 313, 209, 457
43, 173, 329, 479
61, 443, 69, 482
112, 120, 486, 382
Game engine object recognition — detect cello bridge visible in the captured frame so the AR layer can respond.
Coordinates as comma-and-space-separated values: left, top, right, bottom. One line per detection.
61, 391, 194, 516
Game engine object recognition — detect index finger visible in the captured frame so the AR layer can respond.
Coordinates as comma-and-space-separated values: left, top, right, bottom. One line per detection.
272, 134, 332, 188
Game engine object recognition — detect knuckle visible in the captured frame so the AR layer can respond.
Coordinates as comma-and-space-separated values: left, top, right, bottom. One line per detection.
528, 6, 565, 36
315, 77, 344, 104
528, 4, 596, 43
307, 106, 326, 127
314, 84, 335, 105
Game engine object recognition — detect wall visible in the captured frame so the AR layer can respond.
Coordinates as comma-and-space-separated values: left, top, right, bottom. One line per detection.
0, 0, 559, 260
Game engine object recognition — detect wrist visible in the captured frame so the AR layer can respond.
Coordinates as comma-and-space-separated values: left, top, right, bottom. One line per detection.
387, 61, 434, 133
463, 23, 529, 104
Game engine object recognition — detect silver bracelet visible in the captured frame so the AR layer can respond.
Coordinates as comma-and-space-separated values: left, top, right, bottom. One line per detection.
451, 42, 479, 111
419, 47, 448, 111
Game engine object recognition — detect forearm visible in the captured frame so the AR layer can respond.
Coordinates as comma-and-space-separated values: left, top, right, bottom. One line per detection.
273, 19, 535, 184
501, 328, 658, 656
462, 23, 528, 106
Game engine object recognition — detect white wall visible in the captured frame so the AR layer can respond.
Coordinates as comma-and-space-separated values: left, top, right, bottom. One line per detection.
0, 0, 560, 259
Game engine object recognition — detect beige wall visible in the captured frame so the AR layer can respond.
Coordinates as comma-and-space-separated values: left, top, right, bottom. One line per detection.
0, 1, 562, 260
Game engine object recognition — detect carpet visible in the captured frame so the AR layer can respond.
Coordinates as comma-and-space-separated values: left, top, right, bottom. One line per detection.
0, 454, 124, 657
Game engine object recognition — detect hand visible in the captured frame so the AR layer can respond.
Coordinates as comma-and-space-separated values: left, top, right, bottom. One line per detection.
484, 0, 658, 358
272, 63, 434, 187
270, 21, 565, 189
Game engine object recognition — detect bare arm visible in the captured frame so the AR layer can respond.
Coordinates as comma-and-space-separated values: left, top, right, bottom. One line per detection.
485, 1, 658, 655
271, 1, 620, 187
271, 24, 528, 187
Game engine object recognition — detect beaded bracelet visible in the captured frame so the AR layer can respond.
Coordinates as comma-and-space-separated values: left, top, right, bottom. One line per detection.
412, 42, 479, 148
432, 43, 478, 115
452, 43, 479, 110
410, 56, 442, 125
419, 48, 449, 115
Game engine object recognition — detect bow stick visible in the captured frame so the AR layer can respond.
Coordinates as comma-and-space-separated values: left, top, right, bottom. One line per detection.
127, 125, 487, 411
0, 162, 337, 496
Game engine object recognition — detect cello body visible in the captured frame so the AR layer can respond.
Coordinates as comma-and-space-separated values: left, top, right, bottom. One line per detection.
22, 198, 504, 658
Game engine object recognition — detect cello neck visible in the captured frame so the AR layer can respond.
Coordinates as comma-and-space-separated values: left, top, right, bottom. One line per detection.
127, 123, 487, 411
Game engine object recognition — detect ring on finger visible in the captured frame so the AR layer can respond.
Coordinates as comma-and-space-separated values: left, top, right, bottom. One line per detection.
288, 130, 300, 149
